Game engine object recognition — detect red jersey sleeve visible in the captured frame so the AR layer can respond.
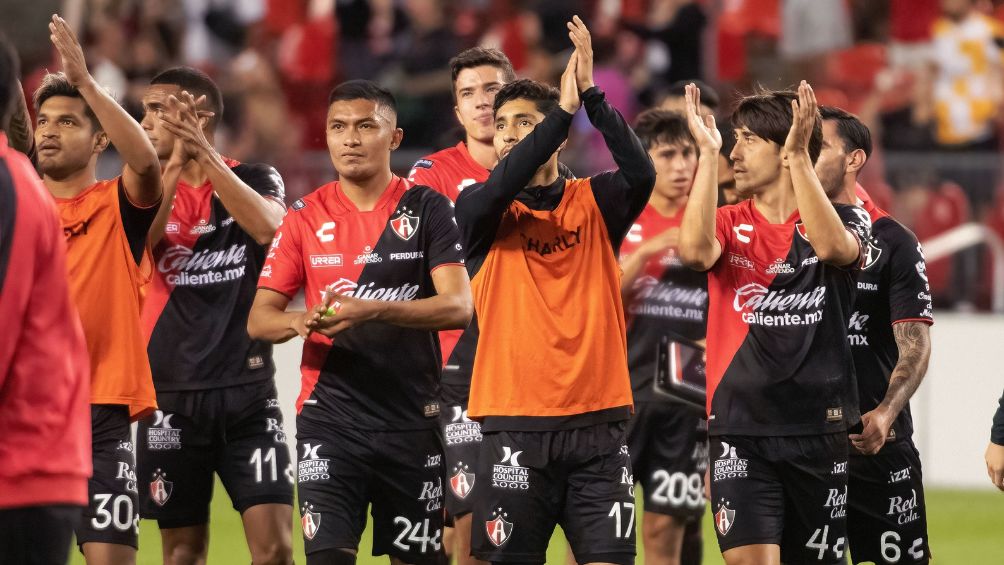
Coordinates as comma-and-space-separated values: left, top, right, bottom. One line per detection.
714, 206, 733, 258
258, 211, 305, 298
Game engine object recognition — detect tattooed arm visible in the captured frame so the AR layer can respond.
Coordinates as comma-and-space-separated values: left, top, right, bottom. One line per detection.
850, 322, 931, 455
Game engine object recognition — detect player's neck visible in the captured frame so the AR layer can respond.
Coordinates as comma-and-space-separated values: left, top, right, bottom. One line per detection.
178, 159, 209, 187
43, 166, 97, 199
340, 169, 395, 211
466, 137, 498, 170
831, 177, 856, 206
752, 177, 798, 223
528, 161, 560, 189
649, 192, 687, 217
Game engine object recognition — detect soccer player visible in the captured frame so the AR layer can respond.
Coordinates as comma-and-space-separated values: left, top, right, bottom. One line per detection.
815, 106, 933, 564
137, 66, 295, 565
35, 15, 162, 565
456, 17, 655, 564
0, 33, 91, 565
619, 109, 708, 565
407, 46, 514, 565
678, 82, 871, 565
247, 79, 473, 565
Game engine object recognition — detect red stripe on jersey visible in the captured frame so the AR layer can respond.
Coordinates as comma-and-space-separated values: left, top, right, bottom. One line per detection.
705, 201, 796, 417
891, 317, 934, 326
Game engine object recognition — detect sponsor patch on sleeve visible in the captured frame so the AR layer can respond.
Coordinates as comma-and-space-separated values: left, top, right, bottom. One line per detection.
292, 199, 307, 210
412, 159, 434, 169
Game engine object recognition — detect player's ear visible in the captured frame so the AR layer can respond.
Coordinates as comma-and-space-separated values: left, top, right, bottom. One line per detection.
390, 128, 404, 151
454, 105, 463, 126
846, 148, 867, 174
94, 130, 110, 153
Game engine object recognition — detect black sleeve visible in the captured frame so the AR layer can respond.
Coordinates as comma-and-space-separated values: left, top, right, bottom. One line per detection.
232, 163, 287, 207
885, 222, 934, 324
423, 190, 466, 271
455, 107, 574, 264
993, 393, 1004, 445
118, 178, 159, 265
581, 86, 656, 251
834, 203, 873, 270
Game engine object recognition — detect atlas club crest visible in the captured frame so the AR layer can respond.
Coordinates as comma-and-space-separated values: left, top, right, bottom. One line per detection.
301, 502, 322, 540
390, 208, 420, 241
715, 500, 736, 536
486, 508, 514, 547
450, 463, 475, 499
149, 469, 173, 506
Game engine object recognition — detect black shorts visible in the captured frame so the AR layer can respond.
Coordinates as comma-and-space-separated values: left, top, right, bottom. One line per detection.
0, 505, 81, 564
470, 421, 635, 565
628, 402, 708, 518
76, 404, 139, 548
438, 381, 482, 519
136, 380, 294, 528
296, 422, 446, 564
847, 439, 930, 564
709, 433, 849, 564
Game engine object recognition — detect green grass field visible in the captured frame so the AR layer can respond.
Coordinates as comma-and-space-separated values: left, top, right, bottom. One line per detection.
71, 484, 1003, 563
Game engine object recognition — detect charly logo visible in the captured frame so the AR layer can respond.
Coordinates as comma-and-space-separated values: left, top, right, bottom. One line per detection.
150, 469, 173, 506
147, 411, 181, 450
485, 508, 514, 547
492, 447, 529, 490
733, 223, 753, 244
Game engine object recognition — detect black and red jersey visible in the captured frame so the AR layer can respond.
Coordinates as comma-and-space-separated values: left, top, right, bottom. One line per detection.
408, 142, 488, 371
620, 205, 708, 402
848, 191, 933, 443
706, 199, 871, 436
143, 160, 285, 391
258, 176, 465, 431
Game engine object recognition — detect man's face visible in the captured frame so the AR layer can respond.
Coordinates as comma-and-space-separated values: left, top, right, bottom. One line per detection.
815, 120, 849, 199
326, 98, 402, 182
729, 127, 783, 197
649, 140, 697, 201
718, 153, 739, 204
454, 65, 507, 144
493, 98, 547, 162
140, 84, 183, 161
35, 96, 105, 180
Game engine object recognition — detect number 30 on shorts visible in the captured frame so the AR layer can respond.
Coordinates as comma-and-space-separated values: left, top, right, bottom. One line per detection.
91, 493, 139, 533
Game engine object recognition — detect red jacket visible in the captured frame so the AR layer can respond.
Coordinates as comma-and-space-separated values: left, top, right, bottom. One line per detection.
0, 134, 91, 508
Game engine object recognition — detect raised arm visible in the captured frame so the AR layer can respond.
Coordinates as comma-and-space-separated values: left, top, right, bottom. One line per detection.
158, 91, 284, 246
679, 84, 723, 271
50, 15, 161, 206
454, 53, 580, 255
786, 81, 861, 266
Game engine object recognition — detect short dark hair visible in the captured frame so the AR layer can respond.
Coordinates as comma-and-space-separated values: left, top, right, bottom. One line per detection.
151, 66, 223, 126
665, 80, 720, 111
0, 34, 17, 128
819, 105, 872, 159
33, 72, 101, 130
327, 79, 397, 114
633, 109, 695, 151
449, 47, 516, 101
732, 88, 822, 163
718, 118, 736, 164
492, 79, 559, 117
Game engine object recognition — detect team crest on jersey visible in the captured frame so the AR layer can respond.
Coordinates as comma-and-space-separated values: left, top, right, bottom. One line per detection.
390, 208, 420, 241
450, 463, 476, 499
862, 239, 883, 269
149, 469, 173, 506
301, 502, 322, 540
795, 221, 810, 242
715, 500, 736, 535
485, 508, 514, 547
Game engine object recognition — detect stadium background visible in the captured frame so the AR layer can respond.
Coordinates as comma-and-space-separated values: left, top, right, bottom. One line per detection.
3, 0, 1000, 562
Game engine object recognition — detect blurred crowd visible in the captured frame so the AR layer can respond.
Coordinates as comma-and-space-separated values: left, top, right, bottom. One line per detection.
5, 0, 1004, 309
